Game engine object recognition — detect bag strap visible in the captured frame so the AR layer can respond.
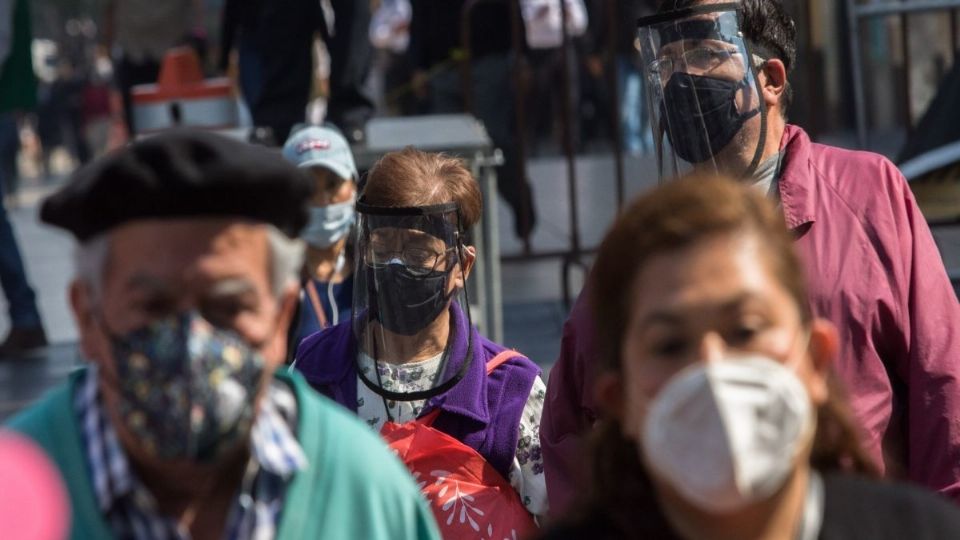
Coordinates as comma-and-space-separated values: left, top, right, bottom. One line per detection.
486, 349, 522, 374
417, 349, 524, 427
304, 280, 329, 330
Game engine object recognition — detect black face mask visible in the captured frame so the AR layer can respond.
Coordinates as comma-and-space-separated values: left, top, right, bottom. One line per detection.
660, 72, 759, 164
370, 263, 453, 336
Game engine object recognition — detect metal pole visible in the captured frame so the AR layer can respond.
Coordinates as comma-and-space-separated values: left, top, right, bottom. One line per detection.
482, 155, 504, 342
951, 9, 959, 59
803, 0, 826, 137
508, 0, 533, 255
606, 0, 626, 212
559, 1, 580, 256
846, 0, 870, 148
899, 2, 914, 132
461, 1, 478, 114
468, 156, 490, 337
558, 0, 585, 309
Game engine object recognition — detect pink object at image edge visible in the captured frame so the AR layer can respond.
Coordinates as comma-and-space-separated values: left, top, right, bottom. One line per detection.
0, 431, 70, 540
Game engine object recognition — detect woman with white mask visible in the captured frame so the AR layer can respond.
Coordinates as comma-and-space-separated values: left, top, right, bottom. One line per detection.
539, 175, 960, 539
282, 125, 358, 345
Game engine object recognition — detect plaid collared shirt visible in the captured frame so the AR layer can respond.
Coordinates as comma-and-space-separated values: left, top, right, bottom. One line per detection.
75, 368, 308, 540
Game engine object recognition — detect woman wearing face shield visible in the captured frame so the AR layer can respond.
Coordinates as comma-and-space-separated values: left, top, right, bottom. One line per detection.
293, 147, 547, 537
540, 175, 960, 539
282, 126, 358, 346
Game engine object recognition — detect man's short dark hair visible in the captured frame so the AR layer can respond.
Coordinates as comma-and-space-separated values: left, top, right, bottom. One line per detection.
658, 0, 797, 114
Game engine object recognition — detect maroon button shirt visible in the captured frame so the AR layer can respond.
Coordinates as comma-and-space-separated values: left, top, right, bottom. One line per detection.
541, 125, 960, 513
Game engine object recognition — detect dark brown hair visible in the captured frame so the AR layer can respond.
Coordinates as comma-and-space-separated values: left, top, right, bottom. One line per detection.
593, 173, 809, 373
362, 147, 483, 229
580, 174, 877, 536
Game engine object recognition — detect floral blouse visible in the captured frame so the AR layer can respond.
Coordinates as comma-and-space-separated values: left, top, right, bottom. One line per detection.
356, 352, 549, 517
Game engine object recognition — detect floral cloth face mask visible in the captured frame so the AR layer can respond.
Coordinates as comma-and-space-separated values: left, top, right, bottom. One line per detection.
104, 312, 266, 462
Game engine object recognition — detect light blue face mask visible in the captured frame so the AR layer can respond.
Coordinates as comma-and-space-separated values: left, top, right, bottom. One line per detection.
302, 199, 356, 248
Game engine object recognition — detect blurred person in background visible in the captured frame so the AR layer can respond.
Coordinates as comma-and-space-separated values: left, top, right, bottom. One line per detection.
52, 58, 92, 167
102, 0, 206, 136
34, 63, 64, 180
540, 175, 960, 540
541, 0, 960, 514
8, 130, 440, 539
321, 0, 376, 141
35, 58, 93, 174
282, 125, 358, 348
409, 0, 537, 239
294, 148, 548, 537
581, 0, 656, 154
520, 0, 588, 155
0, 0, 47, 358
221, 0, 375, 144
370, 0, 425, 117
81, 52, 115, 159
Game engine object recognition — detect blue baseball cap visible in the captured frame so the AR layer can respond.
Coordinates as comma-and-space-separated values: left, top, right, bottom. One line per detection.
282, 125, 358, 182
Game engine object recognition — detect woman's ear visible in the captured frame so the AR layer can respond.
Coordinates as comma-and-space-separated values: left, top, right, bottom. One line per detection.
759, 58, 787, 109
458, 245, 477, 283
805, 318, 838, 407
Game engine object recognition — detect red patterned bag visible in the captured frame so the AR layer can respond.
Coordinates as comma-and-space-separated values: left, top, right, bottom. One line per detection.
380, 351, 537, 540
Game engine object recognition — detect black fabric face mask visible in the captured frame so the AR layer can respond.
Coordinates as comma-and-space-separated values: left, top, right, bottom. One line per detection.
370, 263, 453, 336
659, 72, 759, 164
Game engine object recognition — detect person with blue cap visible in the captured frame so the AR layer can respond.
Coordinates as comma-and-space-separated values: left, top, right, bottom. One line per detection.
282, 125, 358, 347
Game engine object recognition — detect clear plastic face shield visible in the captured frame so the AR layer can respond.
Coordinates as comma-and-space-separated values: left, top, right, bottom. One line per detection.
352, 198, 475, 400
637, 4, 768, 180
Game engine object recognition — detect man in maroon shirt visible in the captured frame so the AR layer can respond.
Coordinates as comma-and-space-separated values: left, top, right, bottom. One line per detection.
541, 0, 960, 513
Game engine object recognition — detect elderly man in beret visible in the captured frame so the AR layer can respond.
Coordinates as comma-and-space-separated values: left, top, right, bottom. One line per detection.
6, 131, 439, 540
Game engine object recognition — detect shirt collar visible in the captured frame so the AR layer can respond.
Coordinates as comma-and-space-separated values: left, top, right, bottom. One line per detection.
76, 368, 308, 515
777, 124, 820, 231
249, 381, 308, 478
76, 369, 132, 512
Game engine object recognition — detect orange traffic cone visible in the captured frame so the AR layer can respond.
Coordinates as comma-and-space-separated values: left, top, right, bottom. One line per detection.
131, 47, 238, 134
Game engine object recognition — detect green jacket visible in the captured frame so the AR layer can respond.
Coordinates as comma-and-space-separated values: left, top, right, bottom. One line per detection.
6, 368, 440, 540
0, 0, 37, 112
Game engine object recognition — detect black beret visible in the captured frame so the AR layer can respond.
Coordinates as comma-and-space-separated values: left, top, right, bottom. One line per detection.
40, 130, 315, 241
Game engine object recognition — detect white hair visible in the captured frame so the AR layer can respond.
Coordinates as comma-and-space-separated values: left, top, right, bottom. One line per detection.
75, 225, 305, 302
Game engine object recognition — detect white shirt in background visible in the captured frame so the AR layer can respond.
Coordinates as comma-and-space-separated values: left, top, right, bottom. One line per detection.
370, 0, 412, 53
520, 0, 588, 50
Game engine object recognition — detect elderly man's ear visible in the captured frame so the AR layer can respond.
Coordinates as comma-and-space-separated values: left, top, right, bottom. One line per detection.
70, 279, 110, 365
261, 282, 301, 368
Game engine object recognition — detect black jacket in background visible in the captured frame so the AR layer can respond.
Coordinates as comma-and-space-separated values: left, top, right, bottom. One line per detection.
408, 0, 527, 71
583, 0, 656, 58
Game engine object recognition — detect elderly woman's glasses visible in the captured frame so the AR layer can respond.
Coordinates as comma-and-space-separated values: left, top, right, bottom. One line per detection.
365, 244, 458, 276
